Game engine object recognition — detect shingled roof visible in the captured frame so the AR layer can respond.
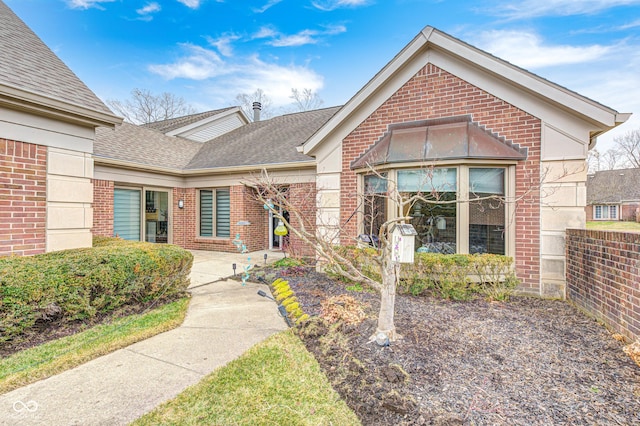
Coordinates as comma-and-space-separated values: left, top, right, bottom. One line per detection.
143, 107, 236, 133
186, 106, 341, 170
0, 1, 114, 117
94, 106, 341, 172
94, 123, 203, 170
587, 168, 640, 204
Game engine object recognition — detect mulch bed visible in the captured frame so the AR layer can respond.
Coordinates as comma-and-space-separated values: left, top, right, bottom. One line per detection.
259, 266, 640, 425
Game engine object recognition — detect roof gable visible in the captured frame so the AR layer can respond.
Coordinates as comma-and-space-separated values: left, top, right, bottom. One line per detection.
303, 26, 629, 157
0, 1, 120, 127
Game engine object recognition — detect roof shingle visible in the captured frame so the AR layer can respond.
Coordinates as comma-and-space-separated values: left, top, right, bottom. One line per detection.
186, 107, 341, 170
95, 123, 203, 170
0, 1, 113, 115
587, 168, 640, 204
143, 108, 237, 133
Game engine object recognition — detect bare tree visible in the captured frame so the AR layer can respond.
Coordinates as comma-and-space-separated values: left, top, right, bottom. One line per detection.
613, 129, 640, 168
289, 88, 324, 112
107, 88, 196, 124
587, 147, 627, 172
235, 89, 274, 121
249, 164, 569, 343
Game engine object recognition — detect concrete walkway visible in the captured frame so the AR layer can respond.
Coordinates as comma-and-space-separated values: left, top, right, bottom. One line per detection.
0, 250, 286, 426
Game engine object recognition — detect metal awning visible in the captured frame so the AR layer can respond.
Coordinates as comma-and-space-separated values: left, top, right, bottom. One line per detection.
351, 115, 528, 169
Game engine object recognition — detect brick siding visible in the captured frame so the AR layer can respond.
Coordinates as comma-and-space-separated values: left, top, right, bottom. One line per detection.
340, 64, 542, 290
177, 185, 269, 253
566, 229, 640, 341
287, 182, 317, 257
92, 179, 114, 237
0, 139, 47, 256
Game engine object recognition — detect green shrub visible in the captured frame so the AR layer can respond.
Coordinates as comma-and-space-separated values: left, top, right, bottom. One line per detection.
327, 247, 519, 301
0, 238, 193, 343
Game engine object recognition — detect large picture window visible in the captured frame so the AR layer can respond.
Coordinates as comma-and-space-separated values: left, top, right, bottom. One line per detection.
398, 168, 457, 254
360, 165, 510, 256
199, 188, 231, 238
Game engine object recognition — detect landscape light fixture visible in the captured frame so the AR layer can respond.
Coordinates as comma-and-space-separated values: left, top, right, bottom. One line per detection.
264, 253, 268, 265
232, 263, 237, 276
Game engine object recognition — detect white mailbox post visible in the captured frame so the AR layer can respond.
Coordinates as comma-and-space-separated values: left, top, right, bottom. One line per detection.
390, 223, 418, 263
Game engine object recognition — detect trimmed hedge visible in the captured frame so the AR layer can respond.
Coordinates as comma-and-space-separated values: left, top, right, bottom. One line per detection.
333, 247, 519, 301
0, 238, 193, 343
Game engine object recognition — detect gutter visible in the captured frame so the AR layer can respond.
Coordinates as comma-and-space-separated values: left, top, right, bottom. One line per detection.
93, 156, 316, 176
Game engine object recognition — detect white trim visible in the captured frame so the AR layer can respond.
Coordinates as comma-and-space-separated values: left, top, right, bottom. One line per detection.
165, 107, 249, 137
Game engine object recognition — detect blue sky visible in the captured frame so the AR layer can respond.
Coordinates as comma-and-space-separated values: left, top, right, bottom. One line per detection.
6, 0, 640, 150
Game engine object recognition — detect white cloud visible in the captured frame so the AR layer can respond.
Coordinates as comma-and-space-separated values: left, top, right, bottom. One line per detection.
311, 0, 371, 12
147, 44, 324, 108
137, 2, 161, 16
256, 25, 347, 47
148, 44, 228, 80
491, 0, 640, 19
475, 30, 612, 69
177, 0, 201, 9
224, 56, 324, 106
253, 0, 283, 13
206, 34, 241, 57
65, 0, 115, 9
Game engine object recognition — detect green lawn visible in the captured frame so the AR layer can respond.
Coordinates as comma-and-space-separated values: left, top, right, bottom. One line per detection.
133, 330, 361, 426
586, 221, 640, 232
0, 297, 190, 394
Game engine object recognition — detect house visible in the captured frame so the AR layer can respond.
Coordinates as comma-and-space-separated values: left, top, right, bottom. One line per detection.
1, 0, 631, 299
92, 104, 339, 256
586, 168, 640, 222
0, 1, 121, 256
301, 27, 630, 298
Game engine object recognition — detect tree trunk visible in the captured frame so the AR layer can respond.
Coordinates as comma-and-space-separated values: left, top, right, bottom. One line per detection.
374, 258, 401, 341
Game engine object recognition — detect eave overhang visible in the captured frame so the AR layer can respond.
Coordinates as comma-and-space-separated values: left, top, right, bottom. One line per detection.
0, 83, 122, 128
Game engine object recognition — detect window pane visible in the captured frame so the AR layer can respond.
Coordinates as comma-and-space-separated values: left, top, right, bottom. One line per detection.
403, 191, 457, 254
114, 188, 141, 241
469, 168, 505, 255
363, 175, 387, 241
595, 205, 602, 219
398, 168, 457, 193
200, 190, 213, 237
610, 205, 617, 219
216, 189, 230, 238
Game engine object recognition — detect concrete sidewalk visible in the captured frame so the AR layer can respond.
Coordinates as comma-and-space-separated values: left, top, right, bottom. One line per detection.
0, 250, 286, 426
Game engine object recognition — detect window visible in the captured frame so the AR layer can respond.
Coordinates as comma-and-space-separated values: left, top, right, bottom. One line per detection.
363, 174, 388, 241
469, 168, 505, 255
398, 168, 457, 254
114, 188, 141, 241
361, 165, 511, 255
594, 204, 618, 220
199, 188, 231, 238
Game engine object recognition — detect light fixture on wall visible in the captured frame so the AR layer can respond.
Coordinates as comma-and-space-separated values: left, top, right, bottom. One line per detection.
178, 199, 184, 209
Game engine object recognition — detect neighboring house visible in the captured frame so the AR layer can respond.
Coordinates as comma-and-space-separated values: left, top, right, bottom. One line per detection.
586, 168, 640, 221
1, 0, 631, 300
0, 1, 121, 257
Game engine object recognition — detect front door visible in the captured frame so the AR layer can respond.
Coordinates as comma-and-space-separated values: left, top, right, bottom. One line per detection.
144, 190, 169, 243
269, 208, 289, 250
